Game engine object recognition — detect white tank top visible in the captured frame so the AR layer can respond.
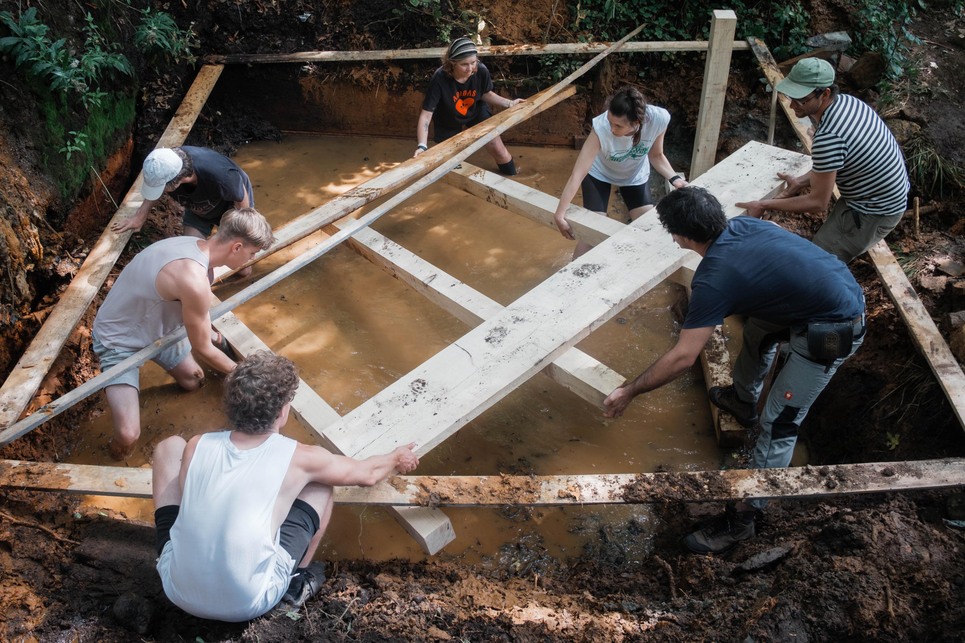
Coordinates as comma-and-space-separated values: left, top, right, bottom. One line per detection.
157, 431, 299, 622
93, 236, 209, 350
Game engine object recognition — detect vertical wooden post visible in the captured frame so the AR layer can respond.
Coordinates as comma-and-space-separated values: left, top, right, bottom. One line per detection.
690, 10, 737, 179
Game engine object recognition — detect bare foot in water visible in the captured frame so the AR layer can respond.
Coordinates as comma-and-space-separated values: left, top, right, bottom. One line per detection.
109, 438, 135, 461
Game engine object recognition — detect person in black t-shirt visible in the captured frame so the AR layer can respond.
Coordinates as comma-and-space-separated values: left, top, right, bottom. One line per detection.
414, 37, 522, 175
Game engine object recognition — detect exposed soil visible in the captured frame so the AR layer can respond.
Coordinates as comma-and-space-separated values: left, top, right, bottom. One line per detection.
1, 1, 965, 641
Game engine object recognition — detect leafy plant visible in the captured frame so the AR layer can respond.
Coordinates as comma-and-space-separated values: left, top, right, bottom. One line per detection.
851, 0, 925, 80
134, 8, 198, 66
885, 432, 900, 450
0, 7, 132, 105
60, 131, 89, 161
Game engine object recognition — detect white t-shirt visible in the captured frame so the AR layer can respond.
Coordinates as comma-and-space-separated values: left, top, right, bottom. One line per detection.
588, 105, 671, 186
157, 431, 299, 622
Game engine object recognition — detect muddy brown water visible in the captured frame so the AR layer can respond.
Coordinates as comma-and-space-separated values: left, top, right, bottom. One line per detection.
69, 135, 722, 563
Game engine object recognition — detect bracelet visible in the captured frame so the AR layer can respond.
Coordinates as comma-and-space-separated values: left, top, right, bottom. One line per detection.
416, 144, 428, 151
669, 174, 683, 185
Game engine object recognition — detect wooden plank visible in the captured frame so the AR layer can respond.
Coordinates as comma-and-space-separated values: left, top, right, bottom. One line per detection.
443, 163, 625, 247
4, 458, 962, 504
690, 10, 737, 179
867, 243, 965, 429
746, 37, 965, 433
332, 220, 626, 405
0, 64, 225, 431
205, 41, 752, 65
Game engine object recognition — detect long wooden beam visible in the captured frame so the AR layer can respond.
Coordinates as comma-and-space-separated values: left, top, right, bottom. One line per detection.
205, 41, 751, 65
330, 219, 626, 406
3, 458, 961, 504
0, 64, 225, 431
745, 38, 965, 432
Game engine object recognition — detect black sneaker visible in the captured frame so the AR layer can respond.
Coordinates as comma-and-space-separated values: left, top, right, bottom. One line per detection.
683, 509, 756, 554
709, 385, 759, 428
281, 562, 325, 608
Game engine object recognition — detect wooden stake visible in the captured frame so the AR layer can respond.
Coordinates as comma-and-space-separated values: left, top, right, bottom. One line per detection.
913, 196, 920, 239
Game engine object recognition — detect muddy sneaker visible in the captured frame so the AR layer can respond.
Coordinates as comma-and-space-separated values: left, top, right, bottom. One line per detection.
683, 509, 756, 554
281, 562, 326, 608
709, 385, 759, 428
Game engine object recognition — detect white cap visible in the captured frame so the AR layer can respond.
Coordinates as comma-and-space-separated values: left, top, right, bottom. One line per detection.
141, 148, 183, 200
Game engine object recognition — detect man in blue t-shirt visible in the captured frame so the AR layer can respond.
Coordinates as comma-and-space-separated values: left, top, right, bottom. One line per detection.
603, 186, 865, 554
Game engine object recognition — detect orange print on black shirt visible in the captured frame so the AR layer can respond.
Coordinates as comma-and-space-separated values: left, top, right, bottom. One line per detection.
452, 89, 477, 116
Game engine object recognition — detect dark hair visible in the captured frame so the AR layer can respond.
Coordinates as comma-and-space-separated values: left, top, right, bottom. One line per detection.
170, 147, 193, 183
606, 86, 648, 146
223, 351, 299, 434
656, 186, 727, 243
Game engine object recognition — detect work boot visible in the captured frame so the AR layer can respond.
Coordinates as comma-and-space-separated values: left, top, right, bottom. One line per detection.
683, 507, 756, 554
709, 385, 759, 428
281, 562, 326, 608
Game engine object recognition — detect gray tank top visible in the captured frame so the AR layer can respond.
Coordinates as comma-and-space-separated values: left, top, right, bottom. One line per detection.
93, 236, 209, 350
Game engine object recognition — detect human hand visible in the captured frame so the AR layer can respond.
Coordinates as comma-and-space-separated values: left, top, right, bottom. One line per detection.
776, 172, 805, 198
413, 147, 427, 159
735, 200, 765, 218
111, 211, 148, 234
394, 442, 420, 474
509, 98, 524, 107
555, 216, 575, 241
602, 385, 634, 419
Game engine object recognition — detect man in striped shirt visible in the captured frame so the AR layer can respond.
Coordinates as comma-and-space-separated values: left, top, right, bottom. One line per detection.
737, 57, 909, 263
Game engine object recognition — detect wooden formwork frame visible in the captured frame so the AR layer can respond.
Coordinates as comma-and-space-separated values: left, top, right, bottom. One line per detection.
1, 15, 962, 554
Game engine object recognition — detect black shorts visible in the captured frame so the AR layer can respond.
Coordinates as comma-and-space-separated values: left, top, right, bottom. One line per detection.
155, 499, 321, 563
182, 202, 232, 237
580, 174, 653, 214
433, 103, 493, 143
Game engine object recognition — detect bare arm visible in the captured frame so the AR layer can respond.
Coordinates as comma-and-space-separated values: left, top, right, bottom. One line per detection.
647, 131, 689, 189
414, 109, 433, 157
603, 326, 715, 418
737, 169, 834, 218
158, 260, 236, 374
481, 91, 523, 110
112, 198, 155, 233
297, 442, 420, 487
554, 131, 602, 240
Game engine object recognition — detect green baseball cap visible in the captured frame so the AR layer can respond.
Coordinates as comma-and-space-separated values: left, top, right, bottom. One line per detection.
776, 58, 836, 99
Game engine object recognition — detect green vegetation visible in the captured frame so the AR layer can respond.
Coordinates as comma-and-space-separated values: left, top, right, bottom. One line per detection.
0, 5, 196, 199
850, 0, 925, 80
134, 7, 198, 65
569, 1, 810, 59
905, 134, 965, 199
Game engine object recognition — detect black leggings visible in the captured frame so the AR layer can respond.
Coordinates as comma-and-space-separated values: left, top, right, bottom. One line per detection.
580, 174, 652, 214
